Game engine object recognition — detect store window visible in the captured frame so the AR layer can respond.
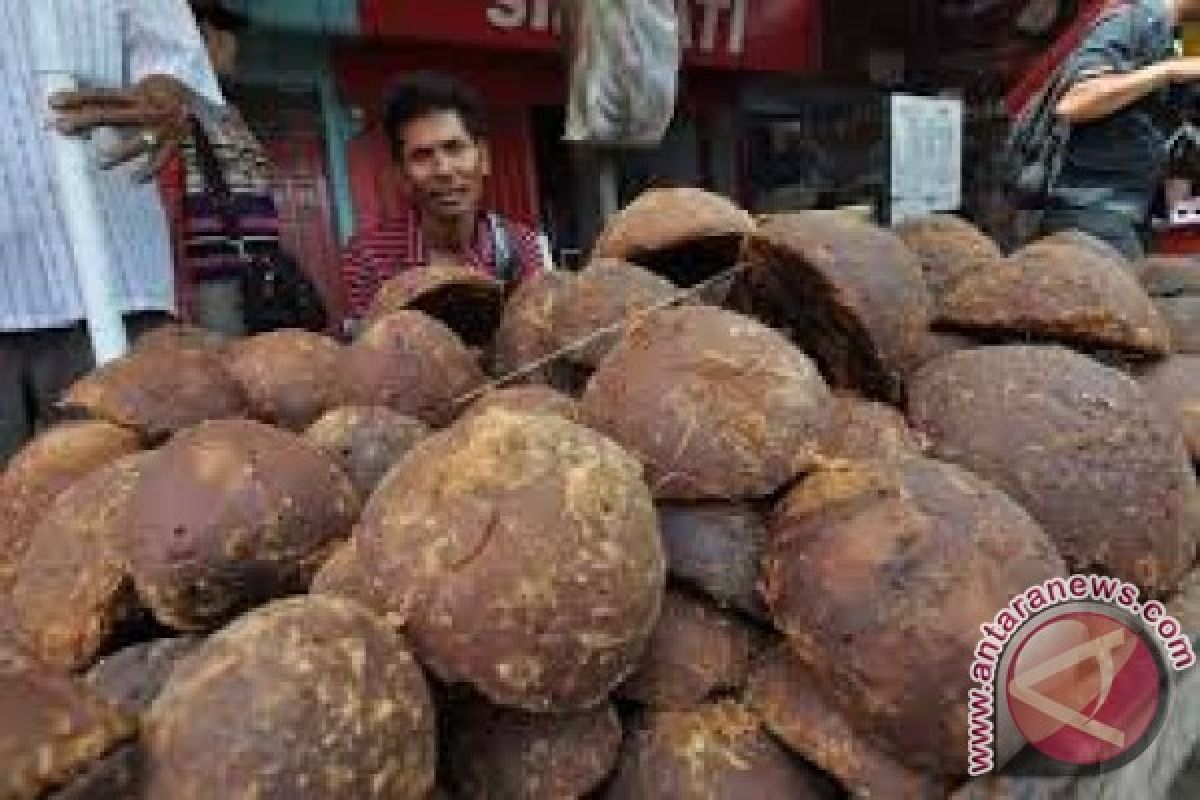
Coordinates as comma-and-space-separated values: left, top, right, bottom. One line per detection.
742, 88, 885, 216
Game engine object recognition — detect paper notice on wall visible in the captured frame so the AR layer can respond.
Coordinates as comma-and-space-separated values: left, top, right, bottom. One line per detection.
888, 93, 962, 224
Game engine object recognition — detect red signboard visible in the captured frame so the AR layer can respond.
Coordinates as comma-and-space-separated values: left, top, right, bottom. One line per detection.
360, 0, 820, 73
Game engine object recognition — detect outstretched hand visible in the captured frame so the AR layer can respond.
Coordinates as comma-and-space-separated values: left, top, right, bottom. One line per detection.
49, 74, 190, 181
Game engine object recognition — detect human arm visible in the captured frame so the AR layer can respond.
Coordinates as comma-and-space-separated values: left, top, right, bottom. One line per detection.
1053, 6, 1200, 124
50, 0, 223, 179
1056, 59, 1200, 123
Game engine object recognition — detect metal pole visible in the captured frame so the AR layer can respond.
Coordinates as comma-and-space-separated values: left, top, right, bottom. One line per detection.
31, 3, 129, 365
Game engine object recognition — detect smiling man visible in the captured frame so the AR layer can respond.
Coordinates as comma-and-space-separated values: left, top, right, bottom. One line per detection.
339, 72, 545, 321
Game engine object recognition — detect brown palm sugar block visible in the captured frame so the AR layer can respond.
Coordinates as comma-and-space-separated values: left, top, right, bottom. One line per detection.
763, 457, 1066, 776
747, 645, 944, 800
86, 636, 203, 717
551, 259, 678, 369
820, 391, 928, 463
604, 700, 837, 800
340, 311, 485, 427
143, 596, 436, 800
1138, 356, 1200, 461
363, 265, 505, 347
1156, 296, 1200, 354
910, 345, 1197, 592
1166, 492, 1200, 636
460, 387, 583, 425
305, 406, 430, 500
226, 330, 344, 431
939, 240, 1171, 355
1140, 255, 1200, 296
1043, 229, 1132, 270
1142, 257, 1200, 355
60, 347, 247, 442
491, 270, 573, 383
131, 323, 228, 356
894, 213, 1003, 302
0, 645, 135, 800
591, 188, 755, 288
492, 261, 677, 394
120, 420, 360, 631
445, 697, 622, 799
913, 329, 979, 372
0, 421, 140, 592
310, 538, 391, 620
739, 212, 933, 403
44, 743, 142, 800
11, 453, 150, 671
657, 503, 769, 621
617, 588, 756, 710
355, 408, 664, 712
583, 306, 832, 500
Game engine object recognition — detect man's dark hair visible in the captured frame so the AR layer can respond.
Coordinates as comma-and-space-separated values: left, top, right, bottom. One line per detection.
383, 72, 489, 158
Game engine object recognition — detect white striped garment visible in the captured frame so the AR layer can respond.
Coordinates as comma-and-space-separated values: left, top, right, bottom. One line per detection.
0, 0, 223, 331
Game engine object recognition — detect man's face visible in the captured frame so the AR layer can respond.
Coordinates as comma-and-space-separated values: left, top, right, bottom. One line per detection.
396, 110, 489, 223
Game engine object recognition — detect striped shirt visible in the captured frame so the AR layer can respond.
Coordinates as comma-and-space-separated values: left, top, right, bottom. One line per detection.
340, 207, 544, 318
0, 0, 223, 331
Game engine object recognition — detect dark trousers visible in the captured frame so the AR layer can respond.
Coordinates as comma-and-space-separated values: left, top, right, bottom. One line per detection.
0, 311, 170, 465
1037, 207, 1148, 262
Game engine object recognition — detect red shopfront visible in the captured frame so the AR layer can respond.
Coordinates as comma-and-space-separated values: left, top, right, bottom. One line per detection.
338, 0, 821, 258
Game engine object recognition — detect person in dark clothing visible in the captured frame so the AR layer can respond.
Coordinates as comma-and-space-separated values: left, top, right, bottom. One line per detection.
1044, 0, 1200, 259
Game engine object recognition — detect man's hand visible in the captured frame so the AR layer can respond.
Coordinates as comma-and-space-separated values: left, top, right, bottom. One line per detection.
49, 75, 190, 181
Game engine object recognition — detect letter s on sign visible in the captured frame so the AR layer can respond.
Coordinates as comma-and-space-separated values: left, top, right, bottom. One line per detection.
488, 0, 526, 29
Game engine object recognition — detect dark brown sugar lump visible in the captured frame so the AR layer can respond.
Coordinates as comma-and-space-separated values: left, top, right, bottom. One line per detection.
820, 390, 929, 463
582, 305, 832, 500
656, 502, 769, 621
305, 405, 430, 500
444, 695, 622, 800
590, 187, 755, 289
226, 329, 344, 431
11, 453, 150, 671
0, 420, 140, 592
894, 213, 1004, 303
60, 346, 247, 442
763, 456, 1066, 777
1138, 355, 1200, 462
309, 537, 391, 621
490, 261, 678, 395
617, 587, 757, 710
604, 700, 838, 800
363, 265, 506, 348
490, 270, 574, 387
738, 211, 933, 404
1139, 255, 1200, 296
0, 644, 135, 800
548, 259, 678, 369
120, 419, 359, 631
355, 407, 665, 713
130, 322, 229, 356
939, 239, 1171, 356
143, 595, 436, 800
747, 644, 945, 800
910, 344, 1197, 593
86, 635, 203, 717
459, 386, 584, 426
339, 310, 486, 427
1043, 229, 1133, 270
